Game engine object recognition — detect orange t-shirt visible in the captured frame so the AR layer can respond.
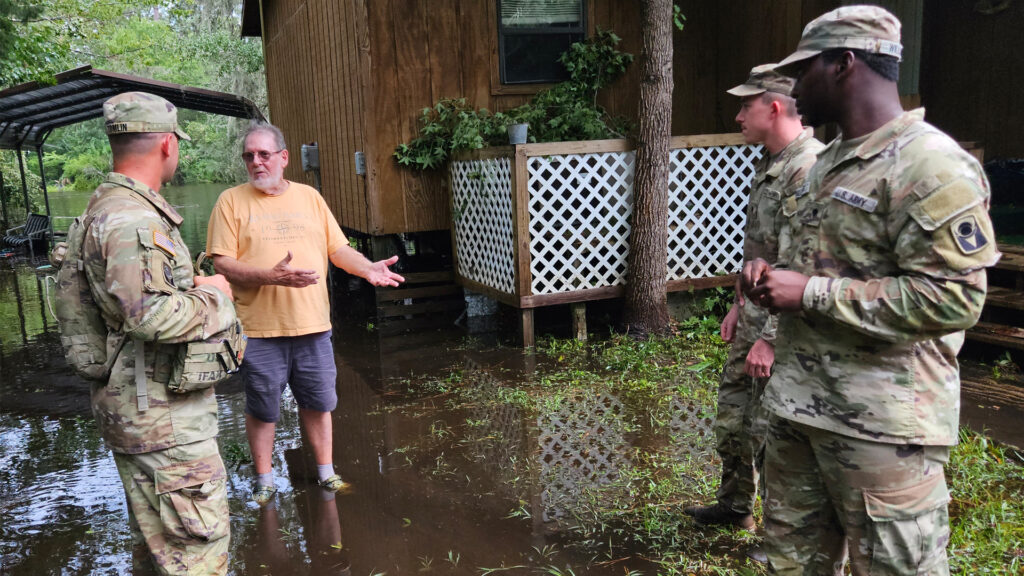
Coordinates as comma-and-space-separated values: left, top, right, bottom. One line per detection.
206, 182, 347, 338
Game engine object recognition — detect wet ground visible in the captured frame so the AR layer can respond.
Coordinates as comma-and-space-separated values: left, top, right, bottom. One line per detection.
2, 254, 1023, 575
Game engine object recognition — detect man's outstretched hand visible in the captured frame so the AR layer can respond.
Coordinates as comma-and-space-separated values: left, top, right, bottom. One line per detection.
364, 255, 405, 287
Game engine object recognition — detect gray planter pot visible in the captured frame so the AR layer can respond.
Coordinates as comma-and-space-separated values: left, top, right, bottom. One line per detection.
507, 123, 528, 145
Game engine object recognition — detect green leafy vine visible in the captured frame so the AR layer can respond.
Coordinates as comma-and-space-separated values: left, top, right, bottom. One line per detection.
393, 29, 634, 171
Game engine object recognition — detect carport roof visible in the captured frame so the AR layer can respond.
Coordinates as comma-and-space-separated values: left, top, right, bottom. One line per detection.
0, 66, 264, 150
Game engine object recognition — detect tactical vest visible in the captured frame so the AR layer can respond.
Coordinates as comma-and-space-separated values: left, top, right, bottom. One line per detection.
49, 193, 247, 400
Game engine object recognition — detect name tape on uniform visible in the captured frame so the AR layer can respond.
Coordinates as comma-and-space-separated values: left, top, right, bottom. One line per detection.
831, 186, 877, 213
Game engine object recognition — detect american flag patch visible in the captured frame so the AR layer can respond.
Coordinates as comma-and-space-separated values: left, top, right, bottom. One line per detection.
153, 230, 176, 256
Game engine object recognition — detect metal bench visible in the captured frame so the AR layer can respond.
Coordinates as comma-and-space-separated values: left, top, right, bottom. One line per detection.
3, 213, 51, 258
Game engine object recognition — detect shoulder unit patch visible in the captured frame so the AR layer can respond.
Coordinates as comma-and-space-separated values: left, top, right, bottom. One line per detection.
951, 213, 988, 255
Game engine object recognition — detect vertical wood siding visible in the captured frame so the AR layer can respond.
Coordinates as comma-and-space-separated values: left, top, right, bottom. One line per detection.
271, 0, 970, 235
921, 2, 1024, 160
262, 0, 369, 232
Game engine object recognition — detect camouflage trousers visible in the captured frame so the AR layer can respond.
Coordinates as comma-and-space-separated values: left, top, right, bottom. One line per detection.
113, 438, 230, 576
763, 415, 951, 576
712, 335, 768, 515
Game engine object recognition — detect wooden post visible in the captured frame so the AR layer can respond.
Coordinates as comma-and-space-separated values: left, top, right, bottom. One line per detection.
520, 308, 535, 348
511, 147, 532, 299
511, 146, 534, 348
571, 302, 587, 342
0, 166, 8, 229
16, 146, 30, 214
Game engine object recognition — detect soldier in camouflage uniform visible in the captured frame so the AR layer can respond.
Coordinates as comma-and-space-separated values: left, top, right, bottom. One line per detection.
685, 65, 822, 535
83, 92, 239, 575
742, 6, 1000, 574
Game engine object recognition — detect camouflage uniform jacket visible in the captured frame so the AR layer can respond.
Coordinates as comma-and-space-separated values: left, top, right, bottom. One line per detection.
765, 109, 1000, 446
83, 173, 237, 454
735, 128, 823, 345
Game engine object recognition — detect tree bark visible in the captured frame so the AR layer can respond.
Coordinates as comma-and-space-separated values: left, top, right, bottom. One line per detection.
623, 0, 673, 337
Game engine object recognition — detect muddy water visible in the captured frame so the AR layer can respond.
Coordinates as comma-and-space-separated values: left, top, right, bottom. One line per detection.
0, 255, 656, 575
2, 253, 1023, 574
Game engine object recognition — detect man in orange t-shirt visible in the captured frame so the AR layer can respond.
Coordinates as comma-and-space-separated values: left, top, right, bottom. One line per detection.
207, 122, 403, 505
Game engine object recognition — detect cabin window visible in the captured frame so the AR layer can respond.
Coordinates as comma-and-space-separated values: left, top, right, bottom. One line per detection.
498, 0, 586, 84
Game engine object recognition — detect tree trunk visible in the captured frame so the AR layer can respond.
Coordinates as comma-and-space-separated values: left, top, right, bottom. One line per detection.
623, 0, 673, 337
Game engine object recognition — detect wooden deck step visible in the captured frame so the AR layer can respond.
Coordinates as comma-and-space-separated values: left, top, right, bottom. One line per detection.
960, 362, 1024, 411
966, 321, 1024, 351
376, 284, 461, 303
373, 268, 464, 333
983, 286, 1024, 311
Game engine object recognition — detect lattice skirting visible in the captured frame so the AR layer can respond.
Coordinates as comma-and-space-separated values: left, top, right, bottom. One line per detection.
450, 143, 762, 299
450, 158, 516, 295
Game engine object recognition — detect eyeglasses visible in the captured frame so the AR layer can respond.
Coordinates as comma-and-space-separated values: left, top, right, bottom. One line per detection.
242, 149, 284, 163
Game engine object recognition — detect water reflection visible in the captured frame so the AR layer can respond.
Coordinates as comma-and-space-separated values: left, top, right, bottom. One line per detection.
2, 253, 1021, 575
243, 483, 350, 576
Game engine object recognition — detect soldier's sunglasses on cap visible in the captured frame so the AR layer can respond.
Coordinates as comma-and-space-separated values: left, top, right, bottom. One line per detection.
242, 149, 283, 163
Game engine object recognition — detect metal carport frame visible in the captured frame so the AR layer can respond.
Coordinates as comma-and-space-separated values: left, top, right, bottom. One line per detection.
0, 65, 264, 231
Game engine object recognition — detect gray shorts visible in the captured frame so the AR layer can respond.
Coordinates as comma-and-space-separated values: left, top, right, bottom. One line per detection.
242, 330, 338, 423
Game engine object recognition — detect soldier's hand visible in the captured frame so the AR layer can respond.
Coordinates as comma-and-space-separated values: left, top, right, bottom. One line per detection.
195, 274, 234, 300
720, 303, 740, 343
272, 251, 320, 288
749, 269, 810, 312
741, 258, 772, 296
744, 338, 775, 379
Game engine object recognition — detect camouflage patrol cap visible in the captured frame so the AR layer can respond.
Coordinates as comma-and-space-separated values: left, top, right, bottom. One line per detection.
775, 5, 902, 77
103, 92, 191, 141
727, 64, 795, 97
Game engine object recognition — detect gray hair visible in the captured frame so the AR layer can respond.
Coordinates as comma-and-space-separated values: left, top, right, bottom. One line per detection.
242, 120, 287, 151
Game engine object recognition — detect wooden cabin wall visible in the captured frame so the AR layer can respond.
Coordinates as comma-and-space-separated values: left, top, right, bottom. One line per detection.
362, 0, 840, 235
361, 0, 542, 235
261, 0, 369, 232
262, 0, 318, 192
594, 0, 839, 135
920, 2, 1024, 160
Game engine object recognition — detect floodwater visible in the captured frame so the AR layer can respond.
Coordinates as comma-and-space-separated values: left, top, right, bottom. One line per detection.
1, 264, 683, 574
45, 182, 227, 250
2, 188, 1024, 574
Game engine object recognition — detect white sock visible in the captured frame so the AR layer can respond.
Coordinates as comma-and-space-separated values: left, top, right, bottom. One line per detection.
257, 471, 274, 488
317, 463, 335, 483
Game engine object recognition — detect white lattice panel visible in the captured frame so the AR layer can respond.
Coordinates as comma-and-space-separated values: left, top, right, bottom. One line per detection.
528, 152, 635, 294
450, 158, 516, 295
537, 392, 631, 521
526, 145, 761, 295
667, 145, 761, 280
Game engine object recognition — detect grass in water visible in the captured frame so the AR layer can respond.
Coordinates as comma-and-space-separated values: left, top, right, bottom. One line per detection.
393, 310, 1022, 575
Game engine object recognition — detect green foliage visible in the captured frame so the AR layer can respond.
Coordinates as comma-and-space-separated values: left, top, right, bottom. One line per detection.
1, 150, 45, 221
673, 2, 687, 31
0, 1, 267, 194
394, 30, 634, 171
947, 429, 1024, 574
394, 99, 512, 170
